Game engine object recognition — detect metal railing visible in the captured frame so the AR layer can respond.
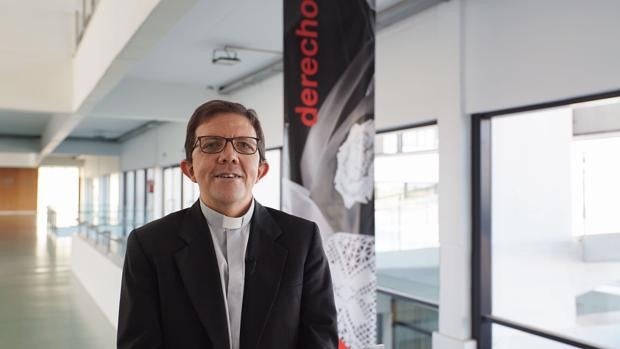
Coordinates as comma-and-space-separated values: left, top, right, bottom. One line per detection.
377, 286, 439, 349
77, 219, 125, 258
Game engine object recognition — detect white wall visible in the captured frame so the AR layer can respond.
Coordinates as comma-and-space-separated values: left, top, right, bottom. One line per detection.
376, 1, 460, 129
465, 0, 620, 114
71, 236, 123, 328
227, 74, 284, 149
118, 74, 284, 171
120, 122, 186, 171
81, 155, 120, 178
0, 9, 73, 113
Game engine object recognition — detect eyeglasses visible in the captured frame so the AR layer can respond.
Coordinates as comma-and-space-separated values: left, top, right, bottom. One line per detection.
194, 136, 260, 155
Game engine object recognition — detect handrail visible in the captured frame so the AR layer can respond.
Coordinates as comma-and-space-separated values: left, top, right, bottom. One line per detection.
393, 320, 434, 337
377, 286, 439, 310
484, 315, 605, 349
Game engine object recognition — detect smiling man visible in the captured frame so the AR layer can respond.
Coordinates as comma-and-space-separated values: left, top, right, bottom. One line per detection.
117, 100, 338, 349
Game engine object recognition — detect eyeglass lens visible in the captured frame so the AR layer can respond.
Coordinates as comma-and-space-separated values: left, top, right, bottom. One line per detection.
197, 136, 258, 155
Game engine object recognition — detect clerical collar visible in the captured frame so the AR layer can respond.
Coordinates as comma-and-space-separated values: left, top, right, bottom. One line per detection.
199, 199, 254, 229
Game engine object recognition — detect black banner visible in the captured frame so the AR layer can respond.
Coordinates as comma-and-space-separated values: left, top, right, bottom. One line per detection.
284, 1, 375, 348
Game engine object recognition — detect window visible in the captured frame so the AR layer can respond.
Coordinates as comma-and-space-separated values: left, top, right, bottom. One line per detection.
124, 171, 135, 234
375, 125, 439, 252
375, 124, 440, 349
135, 169, 146, 227
253, 148, 282, 209
473, 93, 620, 349
163, 166, 182, 215
182, 173, 199, 208
145, 168, 156, 222
109, 173, 121, 226
38, 166, 80, 228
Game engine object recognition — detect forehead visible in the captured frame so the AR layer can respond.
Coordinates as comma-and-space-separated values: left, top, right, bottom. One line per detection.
195, 113, 256, 137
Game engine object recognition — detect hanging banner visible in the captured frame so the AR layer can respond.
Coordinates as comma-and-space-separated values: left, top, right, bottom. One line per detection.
283, 1, 375, 348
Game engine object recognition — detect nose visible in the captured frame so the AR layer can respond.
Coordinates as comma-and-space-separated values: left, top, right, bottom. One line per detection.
217, 140, 239, 164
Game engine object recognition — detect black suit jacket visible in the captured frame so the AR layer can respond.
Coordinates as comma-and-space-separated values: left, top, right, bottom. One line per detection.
117, 200, 338, 349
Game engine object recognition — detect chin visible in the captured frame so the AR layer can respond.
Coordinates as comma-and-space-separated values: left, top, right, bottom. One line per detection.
212, 192, 248, 207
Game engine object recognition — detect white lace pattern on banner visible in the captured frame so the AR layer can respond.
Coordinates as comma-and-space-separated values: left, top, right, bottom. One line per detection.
325, 232, 376, 349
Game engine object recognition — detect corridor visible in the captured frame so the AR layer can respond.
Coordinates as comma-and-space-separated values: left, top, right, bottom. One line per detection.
0, 214, 116, 348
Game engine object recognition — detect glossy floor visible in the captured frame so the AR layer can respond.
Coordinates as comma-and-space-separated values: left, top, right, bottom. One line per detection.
0, 215, 116, 348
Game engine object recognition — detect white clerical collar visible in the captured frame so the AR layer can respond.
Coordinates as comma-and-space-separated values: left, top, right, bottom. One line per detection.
199, 199, 254, 230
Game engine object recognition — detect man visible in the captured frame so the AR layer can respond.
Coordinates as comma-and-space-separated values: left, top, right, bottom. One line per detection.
117, 100, 338, 349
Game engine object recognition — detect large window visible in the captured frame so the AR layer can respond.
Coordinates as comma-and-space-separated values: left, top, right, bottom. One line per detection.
374, 124, 440, 349
473, 93, 620, 349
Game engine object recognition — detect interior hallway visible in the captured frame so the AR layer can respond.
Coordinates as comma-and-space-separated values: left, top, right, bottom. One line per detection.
0, 214, 116, 348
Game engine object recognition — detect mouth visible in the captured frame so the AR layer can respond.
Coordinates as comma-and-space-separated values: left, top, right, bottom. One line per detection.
214, 173, 243, 179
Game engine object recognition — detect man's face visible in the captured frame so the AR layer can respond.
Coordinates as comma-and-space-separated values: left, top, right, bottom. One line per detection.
181, 113, 269, 216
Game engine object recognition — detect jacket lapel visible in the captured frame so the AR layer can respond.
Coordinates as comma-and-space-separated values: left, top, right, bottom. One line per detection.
174, 201, 230, 349
240, 202, 288, 349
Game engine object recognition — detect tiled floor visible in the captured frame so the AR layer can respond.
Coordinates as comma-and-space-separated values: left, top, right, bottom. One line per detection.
0, 215, 116, 348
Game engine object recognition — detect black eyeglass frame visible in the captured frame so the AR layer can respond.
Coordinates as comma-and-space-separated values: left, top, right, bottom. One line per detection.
193, 136, 261, 155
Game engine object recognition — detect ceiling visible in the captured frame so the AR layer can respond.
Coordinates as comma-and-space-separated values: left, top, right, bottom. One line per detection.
0, 110, 50, 137
0, 0, 447, 160
128, 0, 284, 87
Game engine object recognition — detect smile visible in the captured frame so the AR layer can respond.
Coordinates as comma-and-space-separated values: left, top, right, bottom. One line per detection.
215, 173, 242, 178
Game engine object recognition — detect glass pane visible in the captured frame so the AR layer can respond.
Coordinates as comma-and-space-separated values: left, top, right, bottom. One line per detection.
394, 324, 432, 349
109, 173, 120, 226
163, 167, 182, 215
493, 324, 584, 349
393, 298, 437, 334
182, 174, 199, 208
82, 178, 93, 224
572, 136, 620, 236
145, 168, 155, 222
92, 177, 100, 225
171, 168, 182, 212
253, 148, 281, 209
401, 126, 437, 153
124, 171, 135, 234
375, 126, 440, 305
377, 133, 398, 154
135, 169, 145, 227
37, 167, 79, 229
490, 105, 620, 349
163, 168, 172, 215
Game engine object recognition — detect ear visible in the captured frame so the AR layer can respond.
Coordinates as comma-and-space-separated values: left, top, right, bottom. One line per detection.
180, 160, 197, 182
255, 161, 269, 182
